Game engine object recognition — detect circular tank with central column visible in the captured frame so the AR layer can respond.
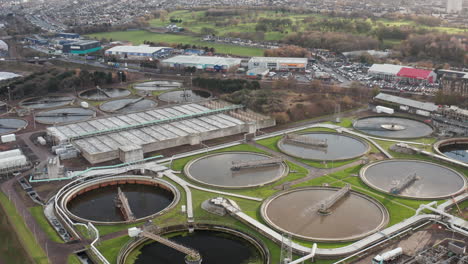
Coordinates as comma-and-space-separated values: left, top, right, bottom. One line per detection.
353, 116, 433, 138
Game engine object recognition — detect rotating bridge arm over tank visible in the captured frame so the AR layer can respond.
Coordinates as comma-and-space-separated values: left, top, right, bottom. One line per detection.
318, 184, 351, 215
95, 86, 112, 98
231, 157, 284, 171
128, 227, 201, 262
390, 173, 420, 194
284, 133, 328, 148
115, 187, 135, 222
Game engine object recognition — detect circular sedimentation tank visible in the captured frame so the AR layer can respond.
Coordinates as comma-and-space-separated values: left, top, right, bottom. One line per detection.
353, 116, 433, 138
19, 96, 74, 109
79, 88, 131, 101
0, 118, 27, 134
277, 132, 370, 161
63, 176, 179, 224
261, 186, 388, 242
360, 160, 466, 199
434, 138, 468, 164
100, 98, 157, 114
158, 89, 212, 103
35, 108, 95, 124
128, 229, 265, 264
134, 80, 182, 91
184, 152, 288, 188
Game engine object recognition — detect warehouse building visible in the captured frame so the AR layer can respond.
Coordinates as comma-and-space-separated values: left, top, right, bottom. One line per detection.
248, 57, 308, 71
373, 93, 438, 116
47, 101, 275, 164
57, 32, 80, 39
105, 45, 173, 59
162, 56, 242, 72
62, 40, 102, 54
368, 64, 436, 83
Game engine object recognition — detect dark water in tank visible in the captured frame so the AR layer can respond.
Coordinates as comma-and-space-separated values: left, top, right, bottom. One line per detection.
439, 144, 468, 163
135, 230, 262, 264
67, 184, 174, 222
35, 108, 95, 124
135, 81, 182, 91
354, 116, 433, 138
158, 90, 211, 103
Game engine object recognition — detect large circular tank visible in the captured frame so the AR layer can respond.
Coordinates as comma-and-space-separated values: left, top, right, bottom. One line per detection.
0, 118, 27, 134
434, 138, 468, 164
79, 88, 131, 101
35, 108, 95, 124
129, 229, 264, 264
20, 96, 74, 109
261, 186, 388, 242
360, 160, 466, 199
353, 116, 433, 138
184, 152, 288, 188
134, 80, 182, 91
278, 132, 370, 161
158, 89, 212, 103
63, 176, 179, 224
100, 98, 157, 114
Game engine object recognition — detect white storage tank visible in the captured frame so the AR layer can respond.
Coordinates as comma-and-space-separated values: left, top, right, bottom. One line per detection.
80, 101, 89, 109
1, 134, 16, 143
372, 247, 403, 264
376, 105, 394, 115
37, 136, 47, 146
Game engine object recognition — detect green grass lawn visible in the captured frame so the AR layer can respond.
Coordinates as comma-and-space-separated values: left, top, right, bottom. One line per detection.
87, 30, 264, 57
0, 192, 49, 264
67, 254, 81, 264
29, 206, 63, 243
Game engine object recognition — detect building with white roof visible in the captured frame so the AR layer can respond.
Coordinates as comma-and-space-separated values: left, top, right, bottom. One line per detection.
105, 45, 173, 59
368, 64, 404, 80
248, 57, 308, 71
162, 56, 242, 72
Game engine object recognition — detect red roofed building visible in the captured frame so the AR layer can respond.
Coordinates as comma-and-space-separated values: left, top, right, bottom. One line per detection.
396, 67, 437, 83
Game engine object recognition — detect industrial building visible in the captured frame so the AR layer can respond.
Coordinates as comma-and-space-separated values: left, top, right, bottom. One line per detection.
248, 57, 308, 71
438, 69, 468, 97
47, 101, 275, 164
105, 45, 173, 59
373, 93, 438, 116
162, 56, 242, 72
57, 32, 80, 39
368, 64, 436, 83
62, 40, 102, 54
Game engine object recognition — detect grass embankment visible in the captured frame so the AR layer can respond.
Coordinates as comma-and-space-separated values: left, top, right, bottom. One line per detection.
67, 254, 82, 264
29, 206, 63, 243
86, 30, 264, 57
0, 192, 49, 264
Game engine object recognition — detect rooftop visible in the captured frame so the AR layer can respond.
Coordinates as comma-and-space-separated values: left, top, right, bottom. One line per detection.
249, 57, 308, 63
397, 67, 433, 79
106, 45, 171, 54
374, 93, 438, 112
368, 64, 404, 75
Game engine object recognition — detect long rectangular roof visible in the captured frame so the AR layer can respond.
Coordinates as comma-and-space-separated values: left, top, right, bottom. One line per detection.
106, 45, 170, 54
397, 67, 433, 79
162, 56, 242, 66
374, 93, 438, 112
368, 64, 404, 75
249, 57, 308, 64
